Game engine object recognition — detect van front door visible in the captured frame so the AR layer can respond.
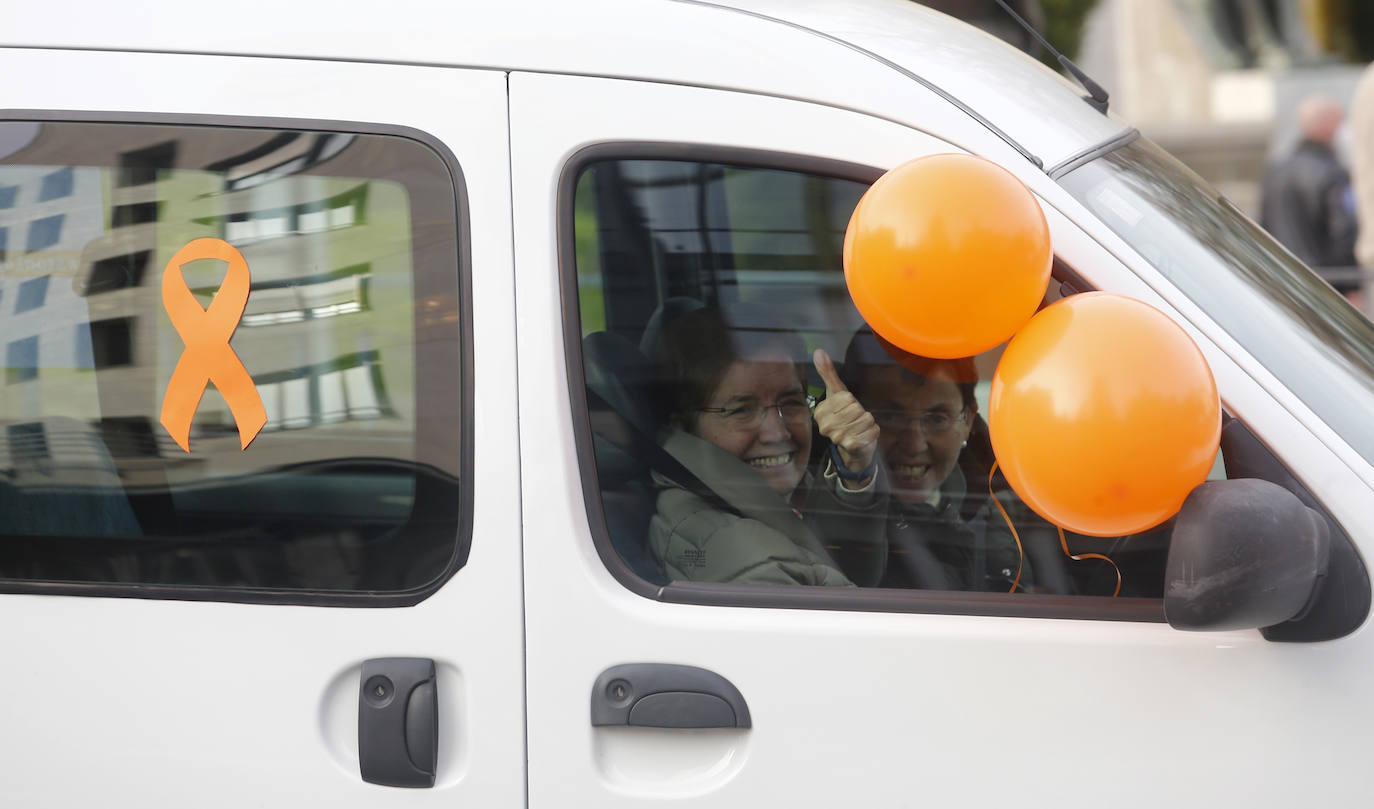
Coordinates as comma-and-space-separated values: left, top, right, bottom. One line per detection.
512, 71, 1374, 807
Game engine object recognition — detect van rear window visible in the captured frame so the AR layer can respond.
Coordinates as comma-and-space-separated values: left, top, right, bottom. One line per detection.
0, 119, 466, 602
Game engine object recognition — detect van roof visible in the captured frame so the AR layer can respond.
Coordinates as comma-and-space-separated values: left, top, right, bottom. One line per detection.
4, 0, 1129, 170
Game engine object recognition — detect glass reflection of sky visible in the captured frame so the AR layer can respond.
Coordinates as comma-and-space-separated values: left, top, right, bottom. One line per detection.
1062, 139, 1374, 463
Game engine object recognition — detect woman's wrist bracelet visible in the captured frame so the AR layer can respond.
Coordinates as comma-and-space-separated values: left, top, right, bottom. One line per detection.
829, 443, 877, 481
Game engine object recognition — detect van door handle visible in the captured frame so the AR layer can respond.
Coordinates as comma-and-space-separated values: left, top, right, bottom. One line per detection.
359, 657, 438, 788
591, 663, 751, 729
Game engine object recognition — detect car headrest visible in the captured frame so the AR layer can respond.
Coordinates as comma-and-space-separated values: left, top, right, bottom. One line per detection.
638, 296, 705, 360
583, 330, 657, 436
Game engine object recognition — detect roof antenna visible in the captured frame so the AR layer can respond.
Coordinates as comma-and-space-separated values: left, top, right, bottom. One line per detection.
991, 0, 1109, 114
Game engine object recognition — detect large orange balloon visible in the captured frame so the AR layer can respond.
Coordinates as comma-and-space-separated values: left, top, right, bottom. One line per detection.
843, 153, 1051, 358
988, 293, 1221, 537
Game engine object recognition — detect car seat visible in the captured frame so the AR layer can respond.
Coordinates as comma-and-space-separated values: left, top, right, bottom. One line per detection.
582, 330, 667, 584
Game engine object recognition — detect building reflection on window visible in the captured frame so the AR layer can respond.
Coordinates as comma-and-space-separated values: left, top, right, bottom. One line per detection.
194, 350, 395, 437
25, 214, 63, 252
191, 263, 371, 328
74, 318, 135, 370
15, 275, 49, 313
111, 201, 159, 228
97, 416, 162, 459
199, 183, 368, 246
83, 345, 396, 456
116, 141, 177, 188
5, 421, 48, 465
205, 132, 356, 193
1, 131, 408, 460
83, 250, 151, 295
5, 335, 38, 384
38, 167, 74, 202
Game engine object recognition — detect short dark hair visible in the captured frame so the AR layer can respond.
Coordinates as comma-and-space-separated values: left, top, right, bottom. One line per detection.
840, 327, 978, 411
655, 306, 808, 428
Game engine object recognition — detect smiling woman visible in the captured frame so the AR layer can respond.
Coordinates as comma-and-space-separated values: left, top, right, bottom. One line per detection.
839, 327, 1043, 592
647, 305, 885, 586
657, 307, 814, 498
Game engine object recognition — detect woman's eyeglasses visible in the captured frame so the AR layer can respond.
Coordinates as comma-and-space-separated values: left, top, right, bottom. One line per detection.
872, 406, 968, 436
696, 394, 817, 428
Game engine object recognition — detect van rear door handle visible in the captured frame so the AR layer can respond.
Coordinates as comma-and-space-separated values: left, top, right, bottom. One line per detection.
359, 657, 438, 788
591, 663, 751, 729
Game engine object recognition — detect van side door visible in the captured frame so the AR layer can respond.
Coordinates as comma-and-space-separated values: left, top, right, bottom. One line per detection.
0, 48, 524, 806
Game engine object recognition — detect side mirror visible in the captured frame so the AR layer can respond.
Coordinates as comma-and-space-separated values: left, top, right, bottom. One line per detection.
1165, 479, 1329, 632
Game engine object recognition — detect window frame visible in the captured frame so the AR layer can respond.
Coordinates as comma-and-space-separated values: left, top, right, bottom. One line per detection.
557, 141, 1164, 622
0, 109, 474, 608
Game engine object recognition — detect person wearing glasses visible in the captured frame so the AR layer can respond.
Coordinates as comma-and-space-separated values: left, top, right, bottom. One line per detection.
647, 306, 886, 586
840, 328, 1032, 591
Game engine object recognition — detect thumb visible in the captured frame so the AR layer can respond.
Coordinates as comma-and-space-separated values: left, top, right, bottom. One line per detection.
813, 348, 848, 395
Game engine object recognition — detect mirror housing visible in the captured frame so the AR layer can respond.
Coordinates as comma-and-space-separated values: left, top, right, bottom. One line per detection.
1165, 479, 1329, 632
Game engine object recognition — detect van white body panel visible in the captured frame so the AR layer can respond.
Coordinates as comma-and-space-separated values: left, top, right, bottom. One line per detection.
0, 2, 1370, 806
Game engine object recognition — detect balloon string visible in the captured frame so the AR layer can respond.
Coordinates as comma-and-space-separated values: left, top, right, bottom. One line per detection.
1057, 526, 1122, 598
988, 461, 1024, 594
987, 462, 1122, 597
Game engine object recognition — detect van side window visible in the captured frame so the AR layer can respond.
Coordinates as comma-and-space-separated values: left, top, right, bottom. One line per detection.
568, 153, 1201, 605
0, 119, 467, 603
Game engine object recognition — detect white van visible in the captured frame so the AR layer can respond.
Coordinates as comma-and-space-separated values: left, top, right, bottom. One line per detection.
2, 1, 1371, 806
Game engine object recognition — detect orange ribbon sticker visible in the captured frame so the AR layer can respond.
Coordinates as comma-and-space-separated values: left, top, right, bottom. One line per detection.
159, 238, 267, 453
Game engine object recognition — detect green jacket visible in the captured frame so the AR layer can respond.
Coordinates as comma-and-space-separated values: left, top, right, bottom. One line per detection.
648, 430, 886, 587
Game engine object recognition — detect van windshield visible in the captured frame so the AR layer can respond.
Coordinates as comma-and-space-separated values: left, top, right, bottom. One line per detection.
1059, 137, 1374, 465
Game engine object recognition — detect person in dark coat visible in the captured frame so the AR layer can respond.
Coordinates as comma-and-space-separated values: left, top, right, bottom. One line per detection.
839, 329, 1032, 591
1260, 95, 1360, 296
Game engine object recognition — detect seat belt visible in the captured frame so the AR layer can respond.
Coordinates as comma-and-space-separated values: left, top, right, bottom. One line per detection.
583, 387, 732, 513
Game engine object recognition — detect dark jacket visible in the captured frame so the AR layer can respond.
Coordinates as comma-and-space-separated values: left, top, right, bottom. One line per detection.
1260, 139, 1359, 289
875, 467, 1028, 591
648, 429, 886, 586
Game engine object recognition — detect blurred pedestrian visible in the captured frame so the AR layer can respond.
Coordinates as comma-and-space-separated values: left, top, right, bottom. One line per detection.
1261, 94, 1360, 304
1349, 65, 1374, 310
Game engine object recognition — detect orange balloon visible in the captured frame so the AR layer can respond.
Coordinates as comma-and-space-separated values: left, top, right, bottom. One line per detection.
989, 293, 1221, 537
844, 153, 1052, 358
